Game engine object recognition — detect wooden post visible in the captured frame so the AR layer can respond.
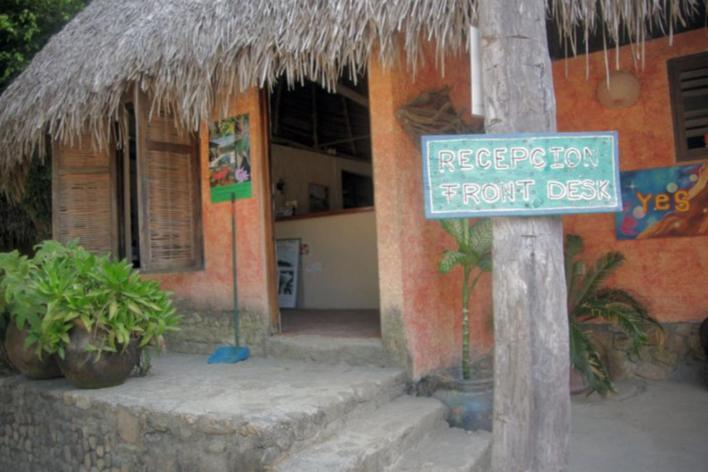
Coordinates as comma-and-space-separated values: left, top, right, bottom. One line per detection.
477, 1, 571, 471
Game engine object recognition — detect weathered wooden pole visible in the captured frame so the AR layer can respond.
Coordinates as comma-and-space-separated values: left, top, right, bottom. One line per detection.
477, 1, 571, 471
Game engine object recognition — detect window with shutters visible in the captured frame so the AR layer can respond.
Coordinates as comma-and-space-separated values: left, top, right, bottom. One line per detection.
668, 51, 708, 163
52, 134, 119, 256
53, 95, 203, 272
132, 91, 204, 272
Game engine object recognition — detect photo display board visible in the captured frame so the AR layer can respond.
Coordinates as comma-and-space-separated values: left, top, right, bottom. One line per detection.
209, 114, 252, 203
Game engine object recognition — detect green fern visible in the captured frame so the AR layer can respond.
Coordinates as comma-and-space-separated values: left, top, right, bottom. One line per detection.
565, 234, 659, 395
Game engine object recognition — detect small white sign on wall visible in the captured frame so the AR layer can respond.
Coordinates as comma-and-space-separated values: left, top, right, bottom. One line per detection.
275, 239, 300, 308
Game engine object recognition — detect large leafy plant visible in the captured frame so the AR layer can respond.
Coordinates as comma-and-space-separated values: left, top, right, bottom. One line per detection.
439, 218, 492, 380
0, 241, 66, 336
0, 241, 96, 353
565, 234, 660, 395
0, 241, 179, 362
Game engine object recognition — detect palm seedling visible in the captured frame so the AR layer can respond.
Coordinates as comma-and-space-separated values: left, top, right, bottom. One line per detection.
439, 218, 492, 380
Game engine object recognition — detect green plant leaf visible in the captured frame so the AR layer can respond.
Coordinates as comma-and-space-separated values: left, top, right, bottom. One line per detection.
573, 251, 625, 311
468, 219, 492, 256
439, 250, 465, 273
565, 234, 656, 395
440, 219, 466, 244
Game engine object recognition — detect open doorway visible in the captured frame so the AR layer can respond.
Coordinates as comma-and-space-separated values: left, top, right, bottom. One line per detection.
268, 72, 380, 338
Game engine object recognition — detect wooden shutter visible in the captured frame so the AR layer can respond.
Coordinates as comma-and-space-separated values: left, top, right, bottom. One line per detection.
52, 134, 118, 256
135, 91, 203, 271
668, 51, 708, 162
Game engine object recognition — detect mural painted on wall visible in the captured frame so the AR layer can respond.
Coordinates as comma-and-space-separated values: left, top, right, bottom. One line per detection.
615, 163, 707, 239
209, 114, 252, 203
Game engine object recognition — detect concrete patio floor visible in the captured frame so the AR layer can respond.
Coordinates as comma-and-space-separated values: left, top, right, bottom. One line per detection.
1, 353, 706, 471
570, 375, 708, 472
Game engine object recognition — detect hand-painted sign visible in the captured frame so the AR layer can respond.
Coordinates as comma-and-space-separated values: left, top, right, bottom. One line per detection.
209, 114, 252, 203
422, 132, 621, 218
615, 162, 707, 240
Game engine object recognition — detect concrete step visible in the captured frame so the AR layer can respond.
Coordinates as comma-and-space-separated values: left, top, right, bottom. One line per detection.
267, 334, 396, 368
272, 397, 447, 472
0, 354, 408, 471
387, 428, 492, 472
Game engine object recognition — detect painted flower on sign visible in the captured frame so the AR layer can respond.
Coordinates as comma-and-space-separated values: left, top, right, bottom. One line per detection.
235, 168, 250, 183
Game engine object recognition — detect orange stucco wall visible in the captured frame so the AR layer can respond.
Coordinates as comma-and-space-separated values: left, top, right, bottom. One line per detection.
147, 29, 706, 378
555, 29, 708, 323
369, 42, 493, 378
148, 89, 274, 318
370, 30, 707, 378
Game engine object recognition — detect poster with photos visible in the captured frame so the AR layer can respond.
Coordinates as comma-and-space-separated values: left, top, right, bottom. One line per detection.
276, 239, 300, 308
209, 114, 252, 203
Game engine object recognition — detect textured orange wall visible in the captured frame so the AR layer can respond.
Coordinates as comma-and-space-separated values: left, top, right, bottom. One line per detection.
148, 89, 273, 317
371, 29, 707, 378
369, 42, 493, 378
149, 29, 706, 378
554, 29, 708, 323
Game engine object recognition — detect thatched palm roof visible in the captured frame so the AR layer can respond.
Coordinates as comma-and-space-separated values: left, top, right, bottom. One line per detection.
0, 0, 704, 198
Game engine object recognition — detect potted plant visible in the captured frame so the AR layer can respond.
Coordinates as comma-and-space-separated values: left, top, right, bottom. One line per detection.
31, 241, 180, 388
439, 218, 493, 380
0, 248, 62, 379
564, 234, 660, 395
435, 218, 493, 430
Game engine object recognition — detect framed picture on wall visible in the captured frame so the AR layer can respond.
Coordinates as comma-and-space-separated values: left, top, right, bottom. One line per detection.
308, 183, 330, 213
275, 239, 300, 308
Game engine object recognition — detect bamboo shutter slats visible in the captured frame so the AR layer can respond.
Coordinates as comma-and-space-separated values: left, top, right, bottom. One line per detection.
136, 91, 202, 272
52, 134, 118, 256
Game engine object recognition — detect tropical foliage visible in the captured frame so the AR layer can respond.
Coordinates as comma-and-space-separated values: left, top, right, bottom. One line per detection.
565, 234, 660, 395
0, 0, 88, 253
439, 218, 492, 380
0, 241, 179, 364
1, 0, 88, 91
0, 154, 51, 254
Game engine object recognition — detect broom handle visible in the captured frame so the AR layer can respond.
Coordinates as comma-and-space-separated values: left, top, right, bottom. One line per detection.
231, 193, 240, 347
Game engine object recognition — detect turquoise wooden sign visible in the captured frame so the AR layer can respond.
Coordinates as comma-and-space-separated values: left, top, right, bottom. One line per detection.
422, 132, 621, 218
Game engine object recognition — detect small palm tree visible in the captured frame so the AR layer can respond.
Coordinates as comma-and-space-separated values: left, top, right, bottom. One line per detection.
439, 218, 492, 380
565, 234, 660, 395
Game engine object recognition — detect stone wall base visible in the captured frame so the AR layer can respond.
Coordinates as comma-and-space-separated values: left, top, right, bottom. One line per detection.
581, 321, 706, 381
0, 379, 247, 472
166, 309, 268, 357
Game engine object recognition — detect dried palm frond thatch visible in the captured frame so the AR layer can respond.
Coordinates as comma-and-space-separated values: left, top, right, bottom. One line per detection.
0, 0, 703, 199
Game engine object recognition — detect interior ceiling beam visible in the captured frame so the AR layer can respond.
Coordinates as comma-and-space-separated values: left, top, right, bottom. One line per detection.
335, 83, 369, 108
318, 135, 370, 147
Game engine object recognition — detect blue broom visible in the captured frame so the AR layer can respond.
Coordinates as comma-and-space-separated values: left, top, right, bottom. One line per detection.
208, 193, 250, 364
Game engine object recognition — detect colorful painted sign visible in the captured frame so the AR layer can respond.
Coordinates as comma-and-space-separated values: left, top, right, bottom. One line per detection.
615, 163, 707, 240
209, 114, 252, 203
421, 132, 621, 218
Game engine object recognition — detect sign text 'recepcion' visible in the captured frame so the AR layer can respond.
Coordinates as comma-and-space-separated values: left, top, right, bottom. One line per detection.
422, 132, 622, 218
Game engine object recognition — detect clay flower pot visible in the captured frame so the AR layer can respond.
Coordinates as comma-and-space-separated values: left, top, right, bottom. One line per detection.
58, 325, 140, 389
570, 367, 590, 395
4, 322, 62, 379
434, 376, 494, 432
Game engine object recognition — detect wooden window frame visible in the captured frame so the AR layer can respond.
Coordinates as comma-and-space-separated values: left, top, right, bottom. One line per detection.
668, 51, 708, 163
133, 91, 204, 274
52, 134, 119, 257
